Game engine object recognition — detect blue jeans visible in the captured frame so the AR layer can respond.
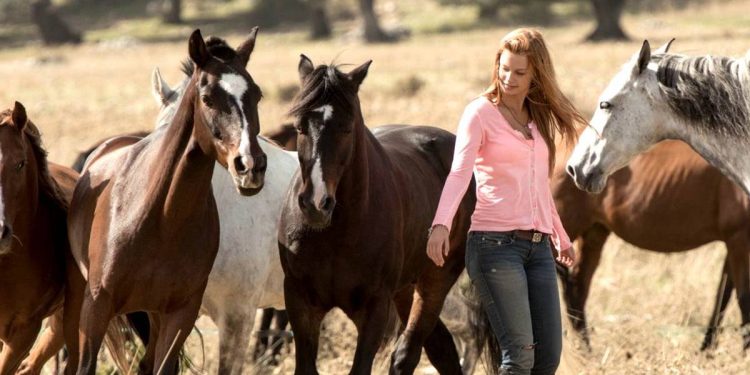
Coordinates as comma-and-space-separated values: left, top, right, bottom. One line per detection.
466, 231, 562, 375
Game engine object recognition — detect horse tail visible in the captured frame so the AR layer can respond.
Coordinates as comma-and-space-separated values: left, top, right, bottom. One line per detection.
117, 312, 202, 374
103, 315, 134, 374
459, 270, 502, 375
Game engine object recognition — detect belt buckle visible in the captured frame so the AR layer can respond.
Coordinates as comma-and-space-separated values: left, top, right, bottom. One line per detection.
532, 232, 543, 243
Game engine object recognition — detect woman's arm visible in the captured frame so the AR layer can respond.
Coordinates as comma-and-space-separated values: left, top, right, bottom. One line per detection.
548, 191, 572, 252
431, 103, 484, 231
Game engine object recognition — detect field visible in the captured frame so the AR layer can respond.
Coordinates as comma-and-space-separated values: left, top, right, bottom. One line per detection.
2, 0, 750, 373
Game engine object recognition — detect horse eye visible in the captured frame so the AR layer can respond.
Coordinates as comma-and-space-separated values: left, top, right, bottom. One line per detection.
201, 94, 213, 107
16, 160, 26, 170
599, 101, 612, 110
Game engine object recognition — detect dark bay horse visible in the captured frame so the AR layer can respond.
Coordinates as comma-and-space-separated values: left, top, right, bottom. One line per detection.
278, 56, 475, 374
554, 140, 750, 350
65, 29, 266, 374
0, 102, 78, 374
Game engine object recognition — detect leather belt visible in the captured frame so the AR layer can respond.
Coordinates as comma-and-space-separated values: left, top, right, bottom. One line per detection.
500, 229, 548, 243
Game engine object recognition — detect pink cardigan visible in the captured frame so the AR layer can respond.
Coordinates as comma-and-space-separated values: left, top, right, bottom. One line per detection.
432, 97, 572, 252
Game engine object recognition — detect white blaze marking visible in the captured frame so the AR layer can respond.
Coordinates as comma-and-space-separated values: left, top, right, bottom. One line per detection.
313, 105, 334, 122
310, 156, 325, 201
220, 73, 254, 164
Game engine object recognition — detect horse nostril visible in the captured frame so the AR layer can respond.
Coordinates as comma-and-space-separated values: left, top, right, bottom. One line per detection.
320, 196, 335, 212
253, 154, 267, 174
298, 194, 308, 211
0, 224, 11, 240
566, 165, 576, 179
234, 156, 248, 174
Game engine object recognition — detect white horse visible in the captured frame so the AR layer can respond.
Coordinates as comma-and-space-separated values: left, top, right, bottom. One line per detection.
566, 39, 750, 196
152, 61, 298, 374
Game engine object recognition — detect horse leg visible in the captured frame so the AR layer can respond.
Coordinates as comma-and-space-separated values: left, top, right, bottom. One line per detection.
270, 310, 291, 361
151, 299, 202, 375
347, 292, 391, 375
390, 267, 462, 375
725, 235, 750, 350
62, 253, 85, 375
284, 278, 325, 375
701, 257, 733, 351
76, 287, 116, 375
17, 309, 65, 375
138, 313, 161, 375
559, 223, 609, 348
0, 321, 42, 375
252, 308, 275, 362
217, 309, 256, 375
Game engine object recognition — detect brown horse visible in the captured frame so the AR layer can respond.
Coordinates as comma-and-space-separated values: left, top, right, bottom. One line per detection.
65, 29, 266, 375
554, 140, 750, 350
278, 57, 475, 374
0, 102, 78, 374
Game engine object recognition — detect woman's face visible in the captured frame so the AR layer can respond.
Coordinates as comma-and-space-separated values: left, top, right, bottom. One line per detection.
498, 49, 532, 97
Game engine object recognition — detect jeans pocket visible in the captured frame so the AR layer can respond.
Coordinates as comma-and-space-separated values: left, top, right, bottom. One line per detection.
478, 233, 515, 248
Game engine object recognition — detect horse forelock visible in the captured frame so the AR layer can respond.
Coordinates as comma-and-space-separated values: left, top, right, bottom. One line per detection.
655, 53, 750, 136
288, 65, 358, 121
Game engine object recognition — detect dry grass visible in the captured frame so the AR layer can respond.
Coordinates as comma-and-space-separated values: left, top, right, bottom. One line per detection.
4, 0, 750, 373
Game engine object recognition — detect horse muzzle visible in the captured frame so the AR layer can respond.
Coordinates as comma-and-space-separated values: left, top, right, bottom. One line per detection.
567, 163, 606, 194
231, 154, 267, 196
297, 193, 335, 229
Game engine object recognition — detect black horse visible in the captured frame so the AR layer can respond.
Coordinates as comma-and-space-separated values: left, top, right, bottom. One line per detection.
278, 56, 476, 374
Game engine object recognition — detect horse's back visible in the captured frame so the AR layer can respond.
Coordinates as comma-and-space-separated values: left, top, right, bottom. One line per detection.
374, 125, 457, 177
49, 163, 79, 203
81, 135, 144, 177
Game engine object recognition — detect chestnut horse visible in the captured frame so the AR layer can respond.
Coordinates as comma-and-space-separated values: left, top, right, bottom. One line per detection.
0, 102, 78, 374
555, 140, 750, 350
65, 29, 266, 374
278, 57, 475, 374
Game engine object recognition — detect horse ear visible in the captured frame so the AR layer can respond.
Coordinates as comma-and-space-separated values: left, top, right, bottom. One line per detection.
349, 60, 372, 88
298, 54, 315, 82
635, 40, 651, 75
189, 29, 210, 69
151, 67, 174, 106
12, 101, 27, 131
654, 38, 675, 55
236, 26, 259, 67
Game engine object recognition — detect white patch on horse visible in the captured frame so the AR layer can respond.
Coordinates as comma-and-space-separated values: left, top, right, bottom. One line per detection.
313, 105, 334, 122
310, 155, 325, 200
221, 73, 254, 159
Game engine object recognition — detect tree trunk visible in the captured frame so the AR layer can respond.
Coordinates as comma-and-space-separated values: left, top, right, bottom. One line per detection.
477, 0, 502, 20
30, 0, 82, 45
586, 0, 628, 41
358, 0, 391, 42
162, 0, 181, 24
253, 0, 308, 27
309, 0, 331, 39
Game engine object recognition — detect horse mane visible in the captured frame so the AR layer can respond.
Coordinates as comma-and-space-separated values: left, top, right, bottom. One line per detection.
0, 110, 69, 212
655, 53, 750, 136
288, 64, 358, 120
179, 36, 239, 78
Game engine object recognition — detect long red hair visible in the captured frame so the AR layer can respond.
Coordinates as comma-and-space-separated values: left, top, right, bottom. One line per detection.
483, 28, 585, 170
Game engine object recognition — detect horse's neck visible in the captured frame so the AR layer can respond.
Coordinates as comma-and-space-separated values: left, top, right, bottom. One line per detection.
678, 125, 750, 196
145, 88, 215, 223
336, 119, 385, 217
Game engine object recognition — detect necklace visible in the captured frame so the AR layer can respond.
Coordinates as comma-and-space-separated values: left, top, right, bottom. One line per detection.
500, 100, 532, 139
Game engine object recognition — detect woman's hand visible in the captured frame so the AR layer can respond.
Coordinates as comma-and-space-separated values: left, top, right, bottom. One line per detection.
556, 246, 575, 267
427, 225, 450, 267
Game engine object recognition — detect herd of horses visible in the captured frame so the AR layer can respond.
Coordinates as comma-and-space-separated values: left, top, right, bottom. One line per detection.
1, 28, 749, 375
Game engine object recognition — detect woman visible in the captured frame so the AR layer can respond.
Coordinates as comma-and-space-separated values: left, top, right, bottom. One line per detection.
427, 28, 582, 375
